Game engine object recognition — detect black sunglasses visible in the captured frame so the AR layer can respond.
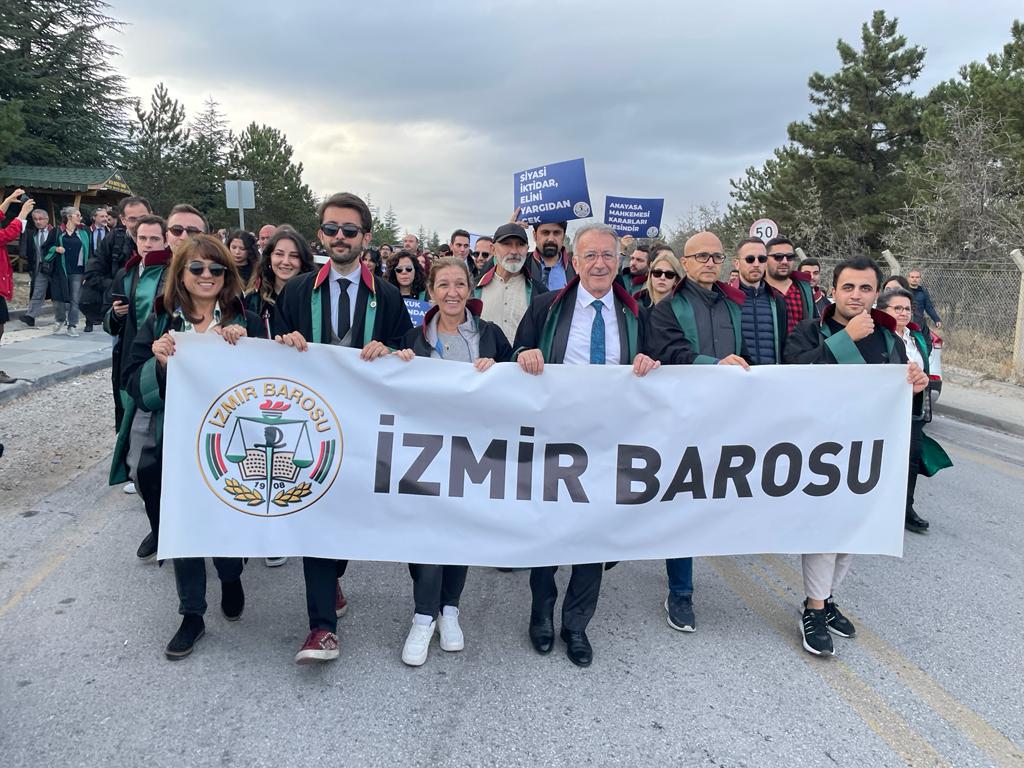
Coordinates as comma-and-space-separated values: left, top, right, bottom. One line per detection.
650, 269, 678, 279
320, 222, 363, 238
744, 255, 768, 264
187, 261, 227, 277
393, 265, 415, 273
769, 252, 796, 261
168, 225, 204, 236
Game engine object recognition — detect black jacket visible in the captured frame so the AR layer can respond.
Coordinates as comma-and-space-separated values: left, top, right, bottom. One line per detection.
402, 300, 513, 362
273, 262, 412, 347
83, 225, 136, 321
512, 277, 644, 364
783, 305, 907, 366
527, 247, 576, 290
646, 278, 747, 365
104, 248, 173, 388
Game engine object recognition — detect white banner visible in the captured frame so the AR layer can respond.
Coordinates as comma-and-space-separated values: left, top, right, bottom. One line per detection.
159, 333, 910, 564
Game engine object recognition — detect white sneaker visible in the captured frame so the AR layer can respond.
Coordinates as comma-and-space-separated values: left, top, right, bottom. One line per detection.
123, 482, 136, 494
264, 557, 287, 567
401, 619, 436, 666
438, 612, 464, 652
66, 326, 79, 337
52, 324, 66, 335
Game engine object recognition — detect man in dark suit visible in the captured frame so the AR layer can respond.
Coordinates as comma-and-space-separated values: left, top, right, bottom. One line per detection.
20, 208, 52, 326
513, 222, 660, 667
274, 192, 412, 665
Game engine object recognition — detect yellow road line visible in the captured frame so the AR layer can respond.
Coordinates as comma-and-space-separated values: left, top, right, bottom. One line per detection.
944, 444, 1024, 481
710, 556, 951, 768
759, 554, 1024, 767
0, 549, 71, 620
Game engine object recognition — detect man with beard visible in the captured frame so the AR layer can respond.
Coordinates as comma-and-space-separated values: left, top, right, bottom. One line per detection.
764, 236, 816, 334
274, 192, 412, 665
472, 236, 493, 275
473, 224, 546, 344
528, 221, 575, 290
621, 243, 650, 296
798, 257, 832, 315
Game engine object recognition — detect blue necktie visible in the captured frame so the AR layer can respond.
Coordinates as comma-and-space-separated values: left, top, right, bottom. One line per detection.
589, 299, 605, 365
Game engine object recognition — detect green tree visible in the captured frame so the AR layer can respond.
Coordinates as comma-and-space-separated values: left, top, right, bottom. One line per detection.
227, 123, 318, 235
120, 83, 189, 217
786, 10, 926, 250
0, 100, 25, 164
370, 202, 400, 248
180, 97, 233, 229
924, 20, 1024, 166
0, 0, 129, 165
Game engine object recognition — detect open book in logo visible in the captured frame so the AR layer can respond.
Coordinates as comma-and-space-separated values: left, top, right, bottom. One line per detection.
198, 379, 342, 516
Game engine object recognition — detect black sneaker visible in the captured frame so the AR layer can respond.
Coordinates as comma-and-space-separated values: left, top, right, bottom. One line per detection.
800, 602, 834, 656
83, 322, 94, 333
824, 597, 856, 638
221, 579, 245, 621
905, 509, 929, 534
665, 592, 696, 632
19, 315, 35, 327
166, 614, 205, 659
136, 531, 157, 561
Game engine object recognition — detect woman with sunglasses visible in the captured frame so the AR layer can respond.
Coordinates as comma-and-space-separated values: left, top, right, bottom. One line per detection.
878, 287, 941, 535
391, 256, 512, 666
247, 226, 316, 338
226, 229, 260, 290
386, 249, 428, 301
123, 235, 265, 659
637, 246, 682, 308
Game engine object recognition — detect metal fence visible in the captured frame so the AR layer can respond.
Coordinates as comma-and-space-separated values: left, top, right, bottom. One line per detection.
805, 250, 1023, 382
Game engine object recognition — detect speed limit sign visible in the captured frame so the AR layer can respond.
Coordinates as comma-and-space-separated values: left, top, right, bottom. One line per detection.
749, 218, 779, 242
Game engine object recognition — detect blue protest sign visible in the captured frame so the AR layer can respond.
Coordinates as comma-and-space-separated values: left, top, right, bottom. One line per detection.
404, 298, 431, 326
514, 158, 592, 225
604, 196, 665, 238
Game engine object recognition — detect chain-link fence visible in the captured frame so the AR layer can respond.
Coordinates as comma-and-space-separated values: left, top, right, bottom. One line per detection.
806, 253, 1021, 382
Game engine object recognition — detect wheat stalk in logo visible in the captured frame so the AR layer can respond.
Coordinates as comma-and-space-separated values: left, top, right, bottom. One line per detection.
223, 477, 265, 506
272, 481, 312, 507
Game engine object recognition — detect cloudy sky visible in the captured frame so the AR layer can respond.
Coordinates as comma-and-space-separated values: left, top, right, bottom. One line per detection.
103, 1, 1020, 239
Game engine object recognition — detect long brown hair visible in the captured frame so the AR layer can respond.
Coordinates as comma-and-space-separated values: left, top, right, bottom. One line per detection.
163, 235, 243, 324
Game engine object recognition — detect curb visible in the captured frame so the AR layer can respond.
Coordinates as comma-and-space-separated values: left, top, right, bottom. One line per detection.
0, 355, 111, 407
933, 402, 1024, 440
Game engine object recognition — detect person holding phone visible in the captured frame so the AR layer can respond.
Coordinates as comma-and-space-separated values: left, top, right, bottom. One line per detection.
0, 190, 35, 360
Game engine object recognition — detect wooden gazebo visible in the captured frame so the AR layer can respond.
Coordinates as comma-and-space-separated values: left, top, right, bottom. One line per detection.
0, 165, 132, 219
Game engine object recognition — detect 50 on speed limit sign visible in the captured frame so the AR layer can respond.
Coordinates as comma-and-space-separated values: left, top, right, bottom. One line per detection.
749, 218, 779, 242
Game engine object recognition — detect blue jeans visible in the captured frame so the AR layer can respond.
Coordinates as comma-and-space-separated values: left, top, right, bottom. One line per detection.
666, 557, 693, 595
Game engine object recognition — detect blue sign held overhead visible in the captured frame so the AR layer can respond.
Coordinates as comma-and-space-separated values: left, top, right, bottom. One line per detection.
604, 196, 665, 238
514, 158, 592, 225
404, 298, 431, 327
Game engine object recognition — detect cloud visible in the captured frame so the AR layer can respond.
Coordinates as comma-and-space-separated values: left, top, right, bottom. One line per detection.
103, 0, 1022, 238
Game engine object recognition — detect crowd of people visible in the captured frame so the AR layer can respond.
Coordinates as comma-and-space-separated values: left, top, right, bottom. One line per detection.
0, 187, 946, 667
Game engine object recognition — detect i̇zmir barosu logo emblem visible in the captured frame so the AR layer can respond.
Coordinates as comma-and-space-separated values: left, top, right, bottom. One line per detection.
197, 378, 342, 516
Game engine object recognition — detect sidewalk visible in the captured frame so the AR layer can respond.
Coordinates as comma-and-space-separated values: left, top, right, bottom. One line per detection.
936, 370, 1024, 438
0, 316, 113, 406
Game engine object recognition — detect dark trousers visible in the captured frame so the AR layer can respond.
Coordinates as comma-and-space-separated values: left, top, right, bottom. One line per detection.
303, 557, 341, 633
408, 564, 468, 618
907, 419, 924, 514
135, 443, 162, 538
530, 564, 603, 632
173, 557, 244, 616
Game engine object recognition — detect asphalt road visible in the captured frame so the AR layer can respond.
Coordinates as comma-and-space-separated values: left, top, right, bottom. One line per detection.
1, 387, 1022, 767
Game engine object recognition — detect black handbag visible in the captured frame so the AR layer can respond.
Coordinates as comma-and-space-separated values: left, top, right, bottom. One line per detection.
39, 257, 54, 276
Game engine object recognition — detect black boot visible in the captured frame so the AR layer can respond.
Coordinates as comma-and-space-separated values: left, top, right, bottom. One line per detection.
166, 614, 205, 659
905, 509, 929, 534
221, 579, 245, 621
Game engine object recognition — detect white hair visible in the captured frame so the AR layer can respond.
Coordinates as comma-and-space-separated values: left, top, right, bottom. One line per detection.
571, 223, 620, 256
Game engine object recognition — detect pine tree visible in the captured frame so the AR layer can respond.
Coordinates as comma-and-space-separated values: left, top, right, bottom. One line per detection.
0, 0, 130, 165
181, 97, 233, 228
0, 101, 25, 165
227, 123, 318, 235
121, 83, 189, 217
786, 10, 926, 250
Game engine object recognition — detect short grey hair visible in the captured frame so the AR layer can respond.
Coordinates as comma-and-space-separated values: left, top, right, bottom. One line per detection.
571, 223, 620, 256
60, 206, 80, 224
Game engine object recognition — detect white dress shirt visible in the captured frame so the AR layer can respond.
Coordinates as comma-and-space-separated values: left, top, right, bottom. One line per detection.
563, 284, 620, 366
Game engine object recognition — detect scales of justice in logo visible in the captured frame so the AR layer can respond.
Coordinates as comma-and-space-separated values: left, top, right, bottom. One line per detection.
198, 378, 342, 516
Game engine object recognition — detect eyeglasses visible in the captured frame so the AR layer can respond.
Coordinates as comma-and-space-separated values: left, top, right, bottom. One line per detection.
887, 305, 912, 313
393, 265, 415, 274
743, 255, 768, 264
649, 269, 678, 279
580, 251, 617, 264
320, 222, 363, 238
187, 261, 227, 277
168, 225, 204, 237
688, 252, 726, 264
769, 252, 796, 261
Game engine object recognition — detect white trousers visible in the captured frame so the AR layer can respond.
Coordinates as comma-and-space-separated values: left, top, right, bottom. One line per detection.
801, 553, 853, 601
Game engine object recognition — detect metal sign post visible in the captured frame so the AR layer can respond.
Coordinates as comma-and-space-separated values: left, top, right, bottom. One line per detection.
224, 180, 256, 230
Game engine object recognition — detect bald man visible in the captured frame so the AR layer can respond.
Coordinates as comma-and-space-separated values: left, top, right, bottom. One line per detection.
257, 224, 277, 253
645, 231, 748, 635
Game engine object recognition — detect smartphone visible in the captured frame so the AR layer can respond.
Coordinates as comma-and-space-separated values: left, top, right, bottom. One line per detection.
110, 291, 128, 304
